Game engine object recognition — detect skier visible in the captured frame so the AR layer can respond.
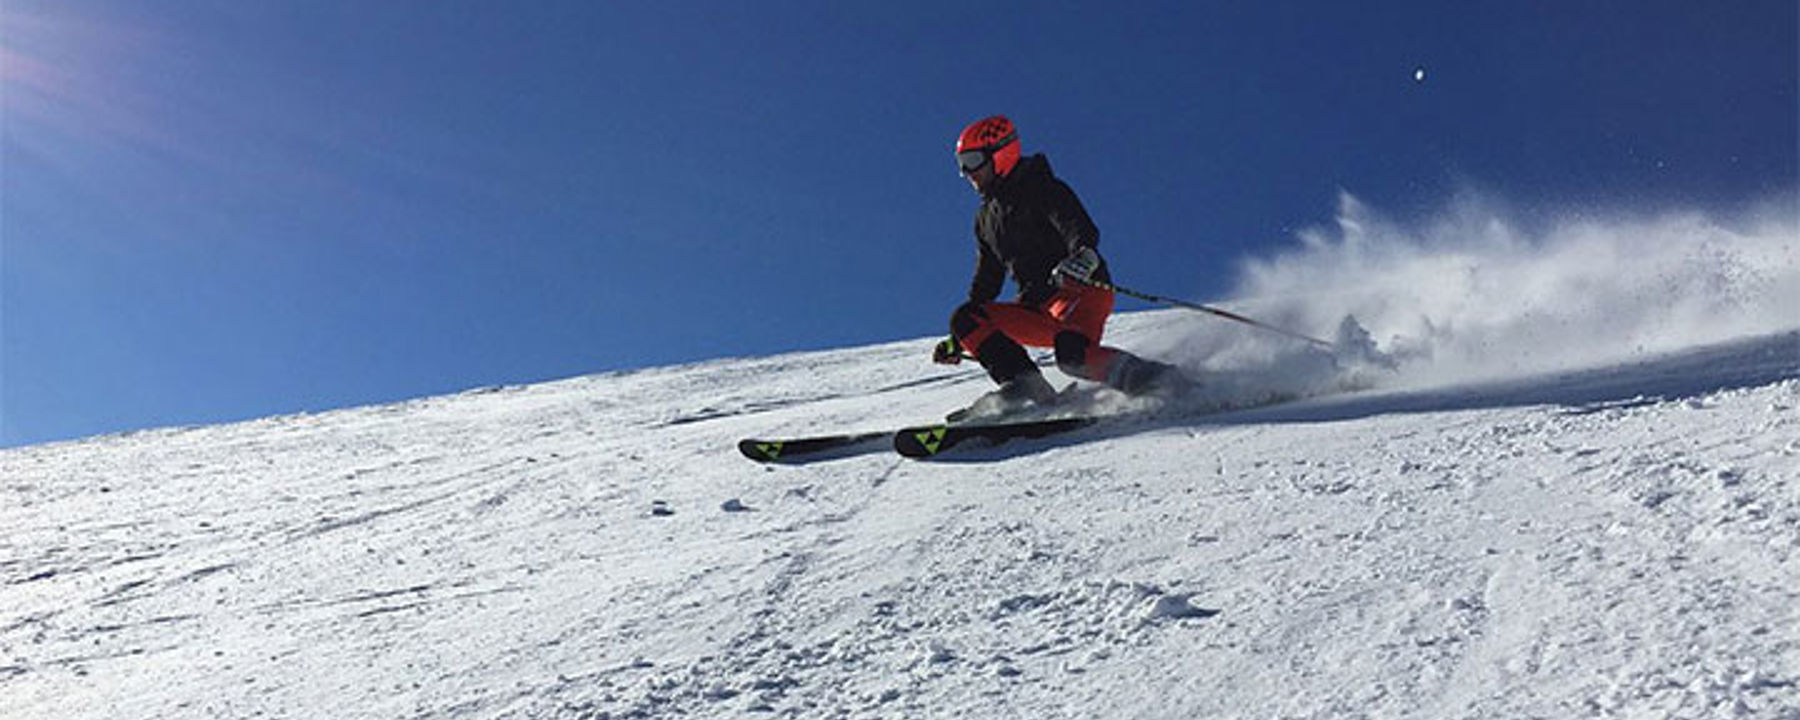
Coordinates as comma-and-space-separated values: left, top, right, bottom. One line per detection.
934, 115, 1186, 420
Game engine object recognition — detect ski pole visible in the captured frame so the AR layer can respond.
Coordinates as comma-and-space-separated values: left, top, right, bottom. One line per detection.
1086, 279, 1336, 349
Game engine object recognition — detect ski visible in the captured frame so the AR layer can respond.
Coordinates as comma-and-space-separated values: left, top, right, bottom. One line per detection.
737, 431, 891, 464
893, 416, 1096, 459
739, 379, 1313, 464
738, 415, 1096, 464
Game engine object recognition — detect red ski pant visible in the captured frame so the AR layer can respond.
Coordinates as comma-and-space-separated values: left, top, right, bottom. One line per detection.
953, 283, 1121, 383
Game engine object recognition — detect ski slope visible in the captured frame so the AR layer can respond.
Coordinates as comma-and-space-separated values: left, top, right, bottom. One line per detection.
3, 316, 1797, 719
5, 198, 1798, 718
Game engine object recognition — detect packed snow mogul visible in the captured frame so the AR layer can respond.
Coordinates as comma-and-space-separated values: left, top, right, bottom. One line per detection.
934, 115, 1187, 420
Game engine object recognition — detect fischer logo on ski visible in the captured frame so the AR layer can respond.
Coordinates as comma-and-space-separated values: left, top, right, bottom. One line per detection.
914, 426, 948, 455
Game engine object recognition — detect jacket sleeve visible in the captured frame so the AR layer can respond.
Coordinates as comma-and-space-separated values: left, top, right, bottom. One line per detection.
1043, 178, 1099, 254
968, 238, 1006, 305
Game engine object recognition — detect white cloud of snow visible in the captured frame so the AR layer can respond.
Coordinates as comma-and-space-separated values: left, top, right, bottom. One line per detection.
1145, 190, 1800, 398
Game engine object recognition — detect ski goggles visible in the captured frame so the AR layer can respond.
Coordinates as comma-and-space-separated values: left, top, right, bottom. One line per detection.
956, 149, 991, 175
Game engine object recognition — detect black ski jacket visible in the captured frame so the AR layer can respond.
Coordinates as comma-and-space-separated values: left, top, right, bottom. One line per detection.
968, 153, 1110, 307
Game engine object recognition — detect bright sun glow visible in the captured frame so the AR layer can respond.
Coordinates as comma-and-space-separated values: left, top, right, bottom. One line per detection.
2, 5, 166, 152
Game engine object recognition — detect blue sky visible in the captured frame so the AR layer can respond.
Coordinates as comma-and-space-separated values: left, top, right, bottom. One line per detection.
3, 1, 1794, 447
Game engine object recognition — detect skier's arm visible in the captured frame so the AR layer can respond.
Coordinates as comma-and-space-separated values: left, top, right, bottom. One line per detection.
1044, 179, 1100, 255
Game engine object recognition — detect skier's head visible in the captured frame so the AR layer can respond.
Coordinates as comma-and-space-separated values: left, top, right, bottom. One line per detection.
955, 115, 1020, 192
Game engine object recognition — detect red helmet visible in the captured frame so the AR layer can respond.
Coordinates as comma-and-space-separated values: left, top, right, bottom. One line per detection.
955, 115, 1021, 177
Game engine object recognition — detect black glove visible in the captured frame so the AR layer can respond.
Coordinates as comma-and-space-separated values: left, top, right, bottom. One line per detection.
932, 336, 963, 365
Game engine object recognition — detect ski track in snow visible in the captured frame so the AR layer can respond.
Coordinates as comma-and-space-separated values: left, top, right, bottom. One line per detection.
3, 319, 1799, 719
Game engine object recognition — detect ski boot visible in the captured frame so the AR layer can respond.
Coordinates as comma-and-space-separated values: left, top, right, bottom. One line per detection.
947, 369, 1060, 423
1107, 355, 1196, 398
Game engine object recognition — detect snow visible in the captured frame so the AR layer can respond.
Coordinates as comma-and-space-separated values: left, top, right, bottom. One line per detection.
4, 198, 1798, 718
5, 321, 1797, 719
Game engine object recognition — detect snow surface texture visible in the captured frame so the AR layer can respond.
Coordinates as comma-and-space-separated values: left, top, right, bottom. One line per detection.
4, 198, 1799, 719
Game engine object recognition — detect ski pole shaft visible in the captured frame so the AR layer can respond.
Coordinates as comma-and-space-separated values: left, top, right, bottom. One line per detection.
1089, 280, 1335, 349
